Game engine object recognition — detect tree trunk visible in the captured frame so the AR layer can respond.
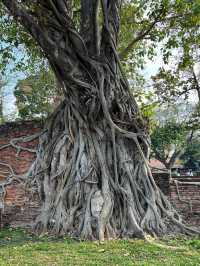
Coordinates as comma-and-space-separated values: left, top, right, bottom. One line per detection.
2, 0, 198, 240
29, 64, 189, 240
31, 101, 173, 240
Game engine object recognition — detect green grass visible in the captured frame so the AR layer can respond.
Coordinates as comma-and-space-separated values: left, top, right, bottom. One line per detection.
0, 229, 200, 266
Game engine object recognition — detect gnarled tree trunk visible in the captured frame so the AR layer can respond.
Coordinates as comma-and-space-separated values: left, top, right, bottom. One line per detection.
2, 0, 197, 240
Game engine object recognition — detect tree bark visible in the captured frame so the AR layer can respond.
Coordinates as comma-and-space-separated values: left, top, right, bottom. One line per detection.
2, 0, 198, 240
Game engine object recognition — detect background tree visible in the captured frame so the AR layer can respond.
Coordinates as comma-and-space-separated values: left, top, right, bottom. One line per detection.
152, 61, 200, 131
14, 69, 61, 120
152, 62, 200, 104
151, 121, 189, 169
1, 0, 199, 240
119, 0, 200, 87
181, 137, 200, 171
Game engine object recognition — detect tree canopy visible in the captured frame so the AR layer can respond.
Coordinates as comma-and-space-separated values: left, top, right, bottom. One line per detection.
0, 0, 199, 122
151, 120, 189, 169
1, 0, 200, 78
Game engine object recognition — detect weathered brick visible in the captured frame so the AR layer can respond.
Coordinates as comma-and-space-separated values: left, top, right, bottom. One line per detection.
0, 121, 42, 228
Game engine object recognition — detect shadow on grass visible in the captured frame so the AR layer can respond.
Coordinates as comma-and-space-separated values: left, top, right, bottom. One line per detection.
1, 228, 200, 251
0, 228, 74, 248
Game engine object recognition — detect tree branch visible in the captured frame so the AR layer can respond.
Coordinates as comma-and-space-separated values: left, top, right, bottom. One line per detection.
119, 7, 167, 60
119, 18, 159, 60
2, 1, 39, 36
81, 0, 100, 55
2, 1, 54, 65
101, 0, 122, 46
100, 0, 123, 70
2, 0, 89, 89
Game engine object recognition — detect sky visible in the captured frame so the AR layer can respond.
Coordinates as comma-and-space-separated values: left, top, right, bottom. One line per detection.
3, 73, 25, 117
1, 43, 27, 118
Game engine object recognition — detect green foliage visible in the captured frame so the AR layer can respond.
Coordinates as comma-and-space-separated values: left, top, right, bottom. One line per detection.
181, 137, 200, 169
152, 66, 199, 102
152, 69, 183, 103
133, 89, 158, 131
152, 63, 200, 132
14, 69, 59, 120
151, 120, 188, 162
0, 228, 200, 266
119, 0, 200, 82
0, 3, 46, 75
141, 101, 157, 120
140, 102, 158, 132
1, 1, 200, 82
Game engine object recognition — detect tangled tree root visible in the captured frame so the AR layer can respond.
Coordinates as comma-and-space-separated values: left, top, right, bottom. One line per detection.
26, 100, 199, 241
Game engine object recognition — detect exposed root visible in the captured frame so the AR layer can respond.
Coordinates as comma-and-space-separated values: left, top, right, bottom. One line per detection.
28, 98, 199, 240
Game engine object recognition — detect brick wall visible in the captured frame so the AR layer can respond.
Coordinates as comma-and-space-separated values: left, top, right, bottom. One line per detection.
153, 173, 200, 227
0, 121, 42, 227
0, 120, 199, 229
169, 177, 200, 227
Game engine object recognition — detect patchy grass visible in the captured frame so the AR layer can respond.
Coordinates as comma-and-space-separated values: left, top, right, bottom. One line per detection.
0, 229, 200, 266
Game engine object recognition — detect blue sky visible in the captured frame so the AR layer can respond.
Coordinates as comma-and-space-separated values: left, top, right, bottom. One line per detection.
1, 43, 26, 117
3, 72, 25, 117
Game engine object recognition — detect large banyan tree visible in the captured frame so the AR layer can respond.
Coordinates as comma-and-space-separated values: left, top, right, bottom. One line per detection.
1, 0, 198, 240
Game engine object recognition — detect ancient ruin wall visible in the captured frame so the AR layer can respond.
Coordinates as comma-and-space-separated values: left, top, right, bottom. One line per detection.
0, 121, 42, 227
170, 177, 200, 227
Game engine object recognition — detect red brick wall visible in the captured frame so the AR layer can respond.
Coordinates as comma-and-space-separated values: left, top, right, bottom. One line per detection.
153, 174, 200, 227
0, 121, 42, 227
0, 121, 42, 175
169, 177, 200, 227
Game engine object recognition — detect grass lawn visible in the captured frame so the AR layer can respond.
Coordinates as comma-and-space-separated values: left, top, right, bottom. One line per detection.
0, 228, 200, 266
